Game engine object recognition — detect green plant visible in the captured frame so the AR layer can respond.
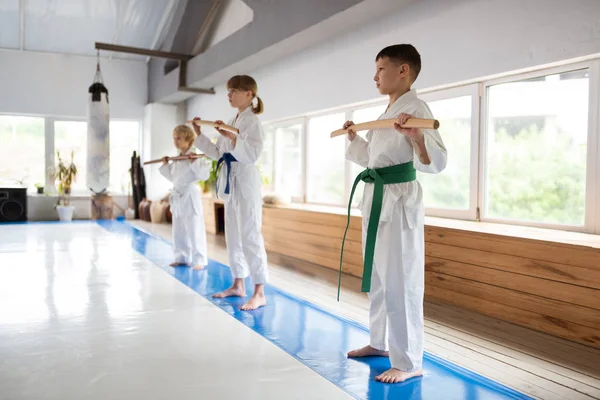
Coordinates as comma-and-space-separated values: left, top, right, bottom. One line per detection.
257, 165, 270, 186
198, 159, 218, 193
55, 151, 78, 206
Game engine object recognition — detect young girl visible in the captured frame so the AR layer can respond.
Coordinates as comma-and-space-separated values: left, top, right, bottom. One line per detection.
192, 75, 269, 311
159, 125, 211, 270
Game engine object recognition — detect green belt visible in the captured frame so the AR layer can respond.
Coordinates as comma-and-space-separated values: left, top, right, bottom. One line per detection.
338, 161, 417, 301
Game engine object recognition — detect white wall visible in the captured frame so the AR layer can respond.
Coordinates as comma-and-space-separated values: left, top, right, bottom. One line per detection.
142, 103, 183, 201
0, 50, 147, 120
207, 0, 254, 49
186, 0, 600, 123
27, 194, 131, 221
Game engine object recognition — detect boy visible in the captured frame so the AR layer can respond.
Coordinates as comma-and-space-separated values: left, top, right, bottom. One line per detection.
160, 125, 211, 270
343, 44, 447, 383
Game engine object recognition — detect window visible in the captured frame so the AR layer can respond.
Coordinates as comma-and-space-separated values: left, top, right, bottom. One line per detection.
484, 69, 589, 226
275, 122, 303, 199
258, 125, 275, 192
419, 93, 474, 213
306, 113, 346, 205
109, 121, 140, 194
54, 121, 87, 193
0, 116, 45, 191
256, 59, 599, 233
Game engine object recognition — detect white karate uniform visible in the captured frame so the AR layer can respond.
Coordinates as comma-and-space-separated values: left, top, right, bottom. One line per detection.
194, 106, 269, 284
346, 89, 447, 372
159, 147, 211, 266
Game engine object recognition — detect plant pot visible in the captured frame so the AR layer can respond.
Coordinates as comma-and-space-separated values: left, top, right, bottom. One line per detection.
37, 187, 44, 194
56, 205, 75, 221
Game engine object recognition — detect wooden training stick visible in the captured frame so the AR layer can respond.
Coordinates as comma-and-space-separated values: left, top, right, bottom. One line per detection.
187, 119, 239, 134
143, 154, 207, 165
330, 118, 439, 138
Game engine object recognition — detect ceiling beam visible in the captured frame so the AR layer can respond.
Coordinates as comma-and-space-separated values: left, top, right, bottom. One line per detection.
178, 60, 215, 94
95, 42, 193, 61
191, 0, 223, 56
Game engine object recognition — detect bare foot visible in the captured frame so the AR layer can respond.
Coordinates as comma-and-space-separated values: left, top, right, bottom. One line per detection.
170, 262, 187, 267
192, 264, 205, 270
347, 345, 389, 358
240, 292, 266, 311
375, 368, 423, 384
212, 287, 246, 298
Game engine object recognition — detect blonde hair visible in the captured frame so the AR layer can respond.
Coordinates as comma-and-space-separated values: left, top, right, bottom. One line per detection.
173, 124, 195, 144
227, 75, 264, 114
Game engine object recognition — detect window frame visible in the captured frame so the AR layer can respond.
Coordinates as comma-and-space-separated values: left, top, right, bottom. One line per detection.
258, 57, 600, 234
0, 113, 143, 197
0, 114, 47, 192
418, 84, 481, 221
479, 60, 598, 233
304, 110, 349, 207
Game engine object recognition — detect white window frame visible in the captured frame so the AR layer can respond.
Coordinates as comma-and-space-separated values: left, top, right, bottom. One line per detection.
258, 55, 600, 234
0, 113, 143, 197
107, 118, 143, 195
265, 117, 306, 203
588, 59, 600, 235
479, 61, 598, 233
419, 84, 480, 221
0, 113, 48, 192
305, 109, 349, 207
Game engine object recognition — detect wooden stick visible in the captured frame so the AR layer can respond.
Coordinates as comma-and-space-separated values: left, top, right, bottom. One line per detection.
187, 119, 239, 134
330, 118, 440, 138
143, 154, 207, 166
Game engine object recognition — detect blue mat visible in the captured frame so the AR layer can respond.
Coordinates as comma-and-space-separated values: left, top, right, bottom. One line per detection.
94, 219, 530, 400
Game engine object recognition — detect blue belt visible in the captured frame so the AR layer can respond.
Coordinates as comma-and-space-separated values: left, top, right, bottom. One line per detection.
216, 153, 237, 197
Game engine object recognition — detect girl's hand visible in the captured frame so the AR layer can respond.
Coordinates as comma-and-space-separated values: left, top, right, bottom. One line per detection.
191, 117, 202, 135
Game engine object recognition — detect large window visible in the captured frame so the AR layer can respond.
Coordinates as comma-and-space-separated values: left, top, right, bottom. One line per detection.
484, 69, 589, 226
54, 121, 88, 193
419, 88, 477, 219
0, 116, 45, 191
306, 113, 346, 205
110, 121, 141, 194
258, 125, 275, 193
274, 122, 303, 199
259, 59, 599, 233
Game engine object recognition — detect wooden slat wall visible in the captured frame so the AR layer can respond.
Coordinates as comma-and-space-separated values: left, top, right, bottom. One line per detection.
262, 206, 600, 349
202, 197, 224, 235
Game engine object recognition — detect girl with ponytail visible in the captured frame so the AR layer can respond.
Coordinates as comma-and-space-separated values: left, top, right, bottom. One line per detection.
192, 75, 269, 311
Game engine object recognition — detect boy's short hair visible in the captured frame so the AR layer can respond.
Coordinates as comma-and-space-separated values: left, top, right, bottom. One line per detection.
173, 124, 195, 144
376, 44, 422, 82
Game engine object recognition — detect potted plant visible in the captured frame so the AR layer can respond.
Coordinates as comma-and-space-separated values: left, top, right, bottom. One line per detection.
34, 183, 44, 194
198, 159, 218, 195
55, 151, 78, 221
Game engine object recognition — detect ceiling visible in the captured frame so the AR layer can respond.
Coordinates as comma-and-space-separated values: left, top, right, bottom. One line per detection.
0, 0, 181, 60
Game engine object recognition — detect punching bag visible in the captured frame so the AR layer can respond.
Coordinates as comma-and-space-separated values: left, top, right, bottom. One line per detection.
87, 57, 110, 194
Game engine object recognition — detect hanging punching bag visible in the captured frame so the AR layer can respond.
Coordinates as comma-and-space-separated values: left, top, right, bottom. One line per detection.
87, 57, 110, 194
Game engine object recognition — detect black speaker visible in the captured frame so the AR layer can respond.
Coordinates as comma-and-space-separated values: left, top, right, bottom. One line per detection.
0, 187, 27, 222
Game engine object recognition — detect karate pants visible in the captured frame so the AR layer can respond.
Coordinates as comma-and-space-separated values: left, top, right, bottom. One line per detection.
365, 200, 424, 372
224, 196, 268, 285
172, 212, 208, 266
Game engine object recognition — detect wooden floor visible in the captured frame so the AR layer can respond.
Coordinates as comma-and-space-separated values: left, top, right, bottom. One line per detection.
132, 220, 600, 400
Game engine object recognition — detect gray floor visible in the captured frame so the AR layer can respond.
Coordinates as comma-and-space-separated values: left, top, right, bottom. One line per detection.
0, 223, 350, 400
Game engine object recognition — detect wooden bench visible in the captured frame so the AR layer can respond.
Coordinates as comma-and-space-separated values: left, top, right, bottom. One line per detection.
260, 203, 600, 350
